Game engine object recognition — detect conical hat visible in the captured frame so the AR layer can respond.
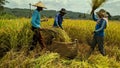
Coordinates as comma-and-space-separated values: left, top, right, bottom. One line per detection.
32, 1, 46, 9
59, 8, 67, 14
96, 9, 107, 17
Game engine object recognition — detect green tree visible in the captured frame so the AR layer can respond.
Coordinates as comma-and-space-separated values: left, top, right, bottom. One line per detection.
0, 0, 8, 10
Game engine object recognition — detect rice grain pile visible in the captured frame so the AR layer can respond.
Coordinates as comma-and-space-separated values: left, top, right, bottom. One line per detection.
90, 0, 108, 14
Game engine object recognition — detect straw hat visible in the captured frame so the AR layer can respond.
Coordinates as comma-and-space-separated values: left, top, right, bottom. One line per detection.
59, 8, 67, 14
32, 1, 46, 9
96, 9, 107, 17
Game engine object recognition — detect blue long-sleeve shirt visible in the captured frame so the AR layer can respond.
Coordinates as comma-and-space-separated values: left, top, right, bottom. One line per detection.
92, 13, 107, 37
31, 9, 41, 28
53, 13, 63, 29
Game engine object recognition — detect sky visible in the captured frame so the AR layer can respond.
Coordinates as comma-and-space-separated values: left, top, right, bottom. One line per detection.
4, 0, 120, 16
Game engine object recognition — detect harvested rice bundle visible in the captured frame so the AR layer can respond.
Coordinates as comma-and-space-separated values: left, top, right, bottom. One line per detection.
41, 28, 71, 45
52, 28, 71, 42
90, 0, 108, 14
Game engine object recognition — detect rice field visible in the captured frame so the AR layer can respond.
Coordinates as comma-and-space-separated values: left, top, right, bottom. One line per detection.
0, 18, 120, 68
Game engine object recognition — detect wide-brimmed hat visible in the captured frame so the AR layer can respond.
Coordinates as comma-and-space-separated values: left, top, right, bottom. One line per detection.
96, 9, 107, 17
59, 8, 67, 14
32, 1, 47, 9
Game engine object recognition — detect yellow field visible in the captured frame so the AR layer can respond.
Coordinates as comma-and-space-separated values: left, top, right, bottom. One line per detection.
0, 18, 120, 67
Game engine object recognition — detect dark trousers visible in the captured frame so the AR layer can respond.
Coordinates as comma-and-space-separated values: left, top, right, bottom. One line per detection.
89, 36, 106, 56
30, 26, 46, 50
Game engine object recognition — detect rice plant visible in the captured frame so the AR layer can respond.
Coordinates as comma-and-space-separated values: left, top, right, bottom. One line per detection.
0, 18, 120, 68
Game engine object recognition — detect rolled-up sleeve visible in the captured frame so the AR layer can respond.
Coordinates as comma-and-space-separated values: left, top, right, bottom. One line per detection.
55, 15, 59, 26
92, 13, 98, 21
58, 21, 63, 29
31, 11, 37, 25
95, 20, 106, 32
31, 11, 40, 28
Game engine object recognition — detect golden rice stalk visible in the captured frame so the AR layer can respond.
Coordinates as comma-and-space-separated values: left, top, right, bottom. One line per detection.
90, 0, 108, 14
40, 28, 71, 43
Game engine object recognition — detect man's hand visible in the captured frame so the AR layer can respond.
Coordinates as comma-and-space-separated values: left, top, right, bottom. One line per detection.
41, 18, 48, 22
39, 28, 43, 31
61, 27, 64, 30
94, 31, 97, 33
92, 31, 97, 34
39, 28, 49, 31
90, 9, 95, 15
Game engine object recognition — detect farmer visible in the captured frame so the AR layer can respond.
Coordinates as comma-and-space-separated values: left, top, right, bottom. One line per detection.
53, 8, 67, 30
30, 1, 46, 50
88, 9, 108, 57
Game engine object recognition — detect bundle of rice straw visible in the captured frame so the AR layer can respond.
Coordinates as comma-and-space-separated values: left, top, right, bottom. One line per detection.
52, 28, 71, 42
90, 0, 108, 14
40, 28, 71, 45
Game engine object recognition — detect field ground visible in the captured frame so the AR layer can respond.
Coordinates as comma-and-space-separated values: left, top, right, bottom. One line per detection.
0, 18, 120, 68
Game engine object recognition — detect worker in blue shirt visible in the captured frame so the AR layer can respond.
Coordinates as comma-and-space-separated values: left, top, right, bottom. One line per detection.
30, 1, 46, 50
88, 9, 108, 57
53, 8, 67, 29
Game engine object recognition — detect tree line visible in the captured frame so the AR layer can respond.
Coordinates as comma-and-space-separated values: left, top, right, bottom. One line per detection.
0, 0, 120, 20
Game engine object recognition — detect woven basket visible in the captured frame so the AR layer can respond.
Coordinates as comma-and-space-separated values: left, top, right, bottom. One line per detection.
48, 39, 78, 59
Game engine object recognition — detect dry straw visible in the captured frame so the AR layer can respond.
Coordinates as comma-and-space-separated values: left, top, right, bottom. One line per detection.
90, 0, 108, 14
